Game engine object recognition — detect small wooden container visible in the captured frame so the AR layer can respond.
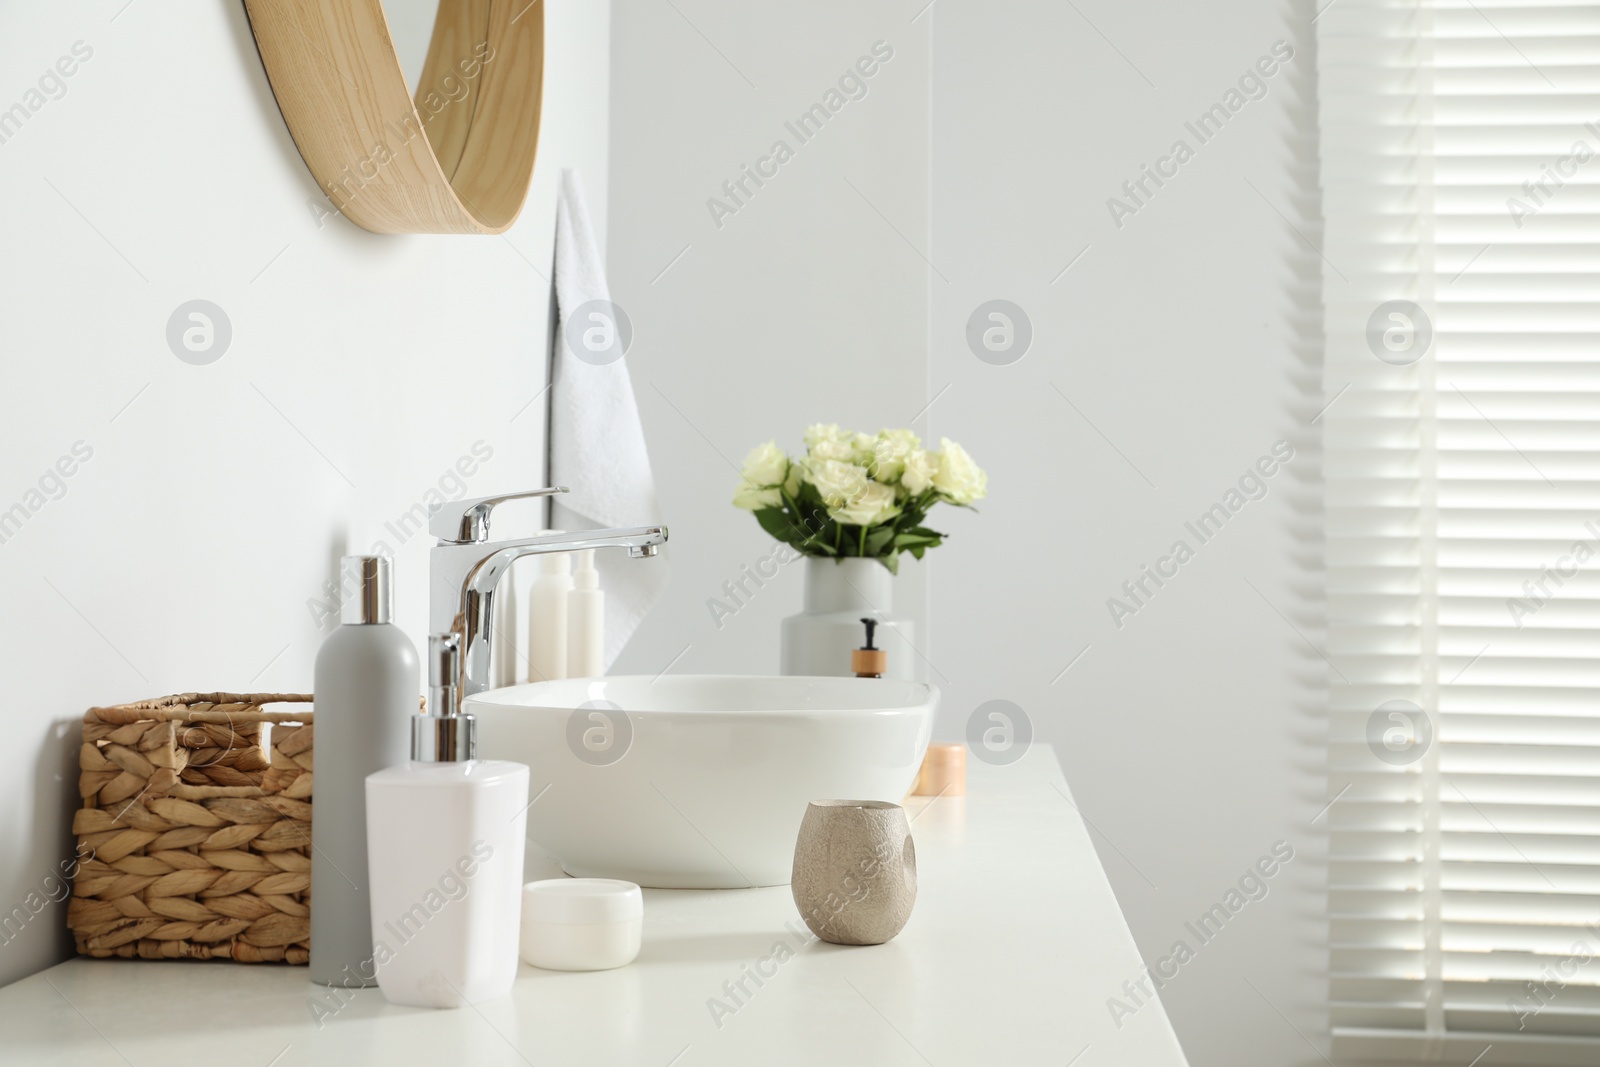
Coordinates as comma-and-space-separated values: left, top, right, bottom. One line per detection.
912, 743, 967, 797
68, 693, 315, 964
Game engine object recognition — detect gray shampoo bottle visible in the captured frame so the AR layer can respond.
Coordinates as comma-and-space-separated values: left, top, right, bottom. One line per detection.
311, 555, 418, 986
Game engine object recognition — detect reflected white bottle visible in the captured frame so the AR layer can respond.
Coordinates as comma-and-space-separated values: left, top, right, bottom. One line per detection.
490, 570, 520, 688
567, 549, 605, 678
528, 552, 572, 681
366, 634, 529, 1008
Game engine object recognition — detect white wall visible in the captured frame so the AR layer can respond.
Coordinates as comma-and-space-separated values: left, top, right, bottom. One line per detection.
928, 2, 1325, 1065
4, 4, 1327, 1058
607, 0, 931, 680
613, 1, 1327, 1064
0, 0, 609, 987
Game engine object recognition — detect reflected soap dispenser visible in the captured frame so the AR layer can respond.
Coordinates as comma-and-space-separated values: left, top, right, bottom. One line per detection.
365, 633, 529, 1008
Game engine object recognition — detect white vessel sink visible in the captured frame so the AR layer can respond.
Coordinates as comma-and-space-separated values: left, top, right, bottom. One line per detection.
466, 675, 937, 889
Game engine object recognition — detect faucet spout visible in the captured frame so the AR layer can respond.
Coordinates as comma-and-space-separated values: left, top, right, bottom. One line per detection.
430, 523, 668, 697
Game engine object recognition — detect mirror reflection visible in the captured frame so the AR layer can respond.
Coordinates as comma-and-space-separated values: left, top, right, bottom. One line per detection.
382, 0, 437, 94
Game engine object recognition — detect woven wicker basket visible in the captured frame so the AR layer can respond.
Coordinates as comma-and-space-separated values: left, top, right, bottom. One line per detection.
69, 693, 314, 964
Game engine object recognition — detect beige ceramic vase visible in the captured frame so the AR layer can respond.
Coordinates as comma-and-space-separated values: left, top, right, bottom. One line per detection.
791, 800, 917, 945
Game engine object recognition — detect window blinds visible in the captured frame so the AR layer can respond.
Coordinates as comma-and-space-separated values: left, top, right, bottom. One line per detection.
1320, 1, 1600, 1062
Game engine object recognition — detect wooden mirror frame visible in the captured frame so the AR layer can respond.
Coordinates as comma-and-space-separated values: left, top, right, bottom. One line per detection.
243, 0, 545, 235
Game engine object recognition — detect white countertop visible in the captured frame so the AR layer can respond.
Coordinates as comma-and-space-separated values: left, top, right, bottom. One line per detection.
0, 745, 1188, 1066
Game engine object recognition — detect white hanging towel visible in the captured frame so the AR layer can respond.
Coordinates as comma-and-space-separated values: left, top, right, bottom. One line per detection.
550, 168, 667, 669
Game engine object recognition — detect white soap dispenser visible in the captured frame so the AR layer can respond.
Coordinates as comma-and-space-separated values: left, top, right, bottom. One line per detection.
365, 633, 529, 1009
567, 549, 605, 678
528, 551, 573, 681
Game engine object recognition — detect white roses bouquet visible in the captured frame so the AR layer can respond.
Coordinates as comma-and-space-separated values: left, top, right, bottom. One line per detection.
733, 424, 987, 573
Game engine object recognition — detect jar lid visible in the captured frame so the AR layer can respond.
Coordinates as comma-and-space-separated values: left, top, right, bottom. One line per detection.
923, 743, 966, 765
523, 878, 642, 925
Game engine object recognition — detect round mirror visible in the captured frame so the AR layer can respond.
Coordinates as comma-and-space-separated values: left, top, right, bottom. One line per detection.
244, 0, 545, 235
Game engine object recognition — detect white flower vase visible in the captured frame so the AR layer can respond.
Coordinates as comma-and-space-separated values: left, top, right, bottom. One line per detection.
781, 558, 915, 680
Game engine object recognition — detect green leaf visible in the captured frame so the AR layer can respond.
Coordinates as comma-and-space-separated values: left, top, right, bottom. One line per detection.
866, 526, 897, 555
753, 507, 805, 545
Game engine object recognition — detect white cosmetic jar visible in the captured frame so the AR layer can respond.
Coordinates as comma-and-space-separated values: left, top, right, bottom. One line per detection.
521, 878, 643, 971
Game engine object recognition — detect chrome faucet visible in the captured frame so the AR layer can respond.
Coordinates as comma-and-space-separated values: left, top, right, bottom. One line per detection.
429, 487, 667, 697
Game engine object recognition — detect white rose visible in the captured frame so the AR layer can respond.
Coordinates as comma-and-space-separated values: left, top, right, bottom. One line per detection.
803, 422, 851, 457
732, 484, 781, 510
809, 438, 856, 463
900, 449, 936, 495
872, 428, 921, 482
932, 438, 987, 504
804, 422, 845, 449
739, 440, 788, 489
829, 481, 900, 527
804, 458, 870, 506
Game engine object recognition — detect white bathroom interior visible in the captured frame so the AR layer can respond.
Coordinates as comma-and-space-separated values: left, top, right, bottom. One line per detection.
0, 1, 1594, 1065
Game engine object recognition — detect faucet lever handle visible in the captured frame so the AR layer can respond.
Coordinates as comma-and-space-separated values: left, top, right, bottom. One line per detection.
431, 487, 570, 544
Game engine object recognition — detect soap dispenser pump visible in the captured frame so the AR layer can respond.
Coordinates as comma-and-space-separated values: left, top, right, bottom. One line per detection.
852, 617, 887, 679
365, 633, 529, 1008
